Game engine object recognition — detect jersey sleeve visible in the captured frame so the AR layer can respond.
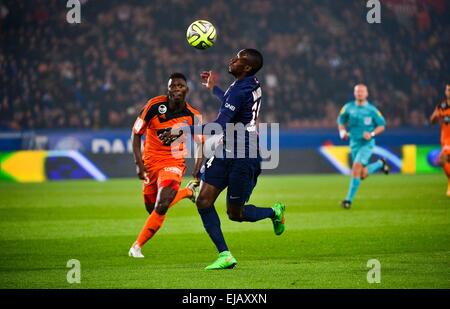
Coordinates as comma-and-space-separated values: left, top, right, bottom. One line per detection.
132, 101, 157, 135
337, 104, 349, 126
372, 107, 386, 127
212, 86, 225, 101
214, 87, 242, 129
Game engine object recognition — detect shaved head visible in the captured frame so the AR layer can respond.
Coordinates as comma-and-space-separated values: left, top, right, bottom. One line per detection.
240, 49, 263, 76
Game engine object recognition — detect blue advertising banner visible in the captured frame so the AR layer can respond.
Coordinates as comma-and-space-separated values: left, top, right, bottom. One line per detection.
0, 127, 441, 152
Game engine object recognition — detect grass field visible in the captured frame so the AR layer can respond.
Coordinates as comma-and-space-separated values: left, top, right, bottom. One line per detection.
0, 174, 449, 289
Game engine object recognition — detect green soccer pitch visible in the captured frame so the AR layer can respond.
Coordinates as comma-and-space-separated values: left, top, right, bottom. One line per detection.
0, 174, 449, 288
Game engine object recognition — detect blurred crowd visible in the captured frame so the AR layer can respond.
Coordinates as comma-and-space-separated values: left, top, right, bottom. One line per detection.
0, 0, 448, 130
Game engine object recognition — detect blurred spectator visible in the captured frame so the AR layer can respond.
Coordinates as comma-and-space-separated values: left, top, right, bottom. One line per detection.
0, 0, 448, 130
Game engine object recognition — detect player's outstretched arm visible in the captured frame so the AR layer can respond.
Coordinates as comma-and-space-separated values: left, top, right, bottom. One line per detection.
200, 71, 218, 90
200, 71, 225, 99
132, 133, 147, 180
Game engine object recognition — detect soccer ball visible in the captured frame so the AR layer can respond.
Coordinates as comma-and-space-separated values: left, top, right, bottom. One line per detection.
186, 20, 217, 50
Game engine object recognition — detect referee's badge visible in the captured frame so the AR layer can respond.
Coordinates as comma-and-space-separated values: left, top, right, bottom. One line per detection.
364, 117, 372, 125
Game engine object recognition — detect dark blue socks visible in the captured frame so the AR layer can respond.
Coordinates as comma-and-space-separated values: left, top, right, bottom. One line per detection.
198, 206, 228, 253
242, 204, 275, 222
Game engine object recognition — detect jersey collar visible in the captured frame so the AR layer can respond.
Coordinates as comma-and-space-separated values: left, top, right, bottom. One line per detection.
354, 100, 368, 106
235, 75, 256, 85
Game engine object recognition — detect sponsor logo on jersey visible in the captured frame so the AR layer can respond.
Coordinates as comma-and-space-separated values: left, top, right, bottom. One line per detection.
163, 166, 182, 175
224, 103, 236, 111
158, 104, 167, 114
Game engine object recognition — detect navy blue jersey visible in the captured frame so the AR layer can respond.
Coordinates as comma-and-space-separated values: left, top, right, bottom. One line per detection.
212, 75, 262, 158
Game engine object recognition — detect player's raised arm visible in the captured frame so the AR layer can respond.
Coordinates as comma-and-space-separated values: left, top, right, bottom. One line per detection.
201, 71, 225, 100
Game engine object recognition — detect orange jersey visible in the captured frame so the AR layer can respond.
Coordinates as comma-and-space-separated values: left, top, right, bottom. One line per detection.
437, 101, 450, 146
132, 95, 202, 168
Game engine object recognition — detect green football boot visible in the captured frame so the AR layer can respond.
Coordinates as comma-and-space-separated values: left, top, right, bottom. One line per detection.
205, 251, 237, 270
272, 202, 286, 235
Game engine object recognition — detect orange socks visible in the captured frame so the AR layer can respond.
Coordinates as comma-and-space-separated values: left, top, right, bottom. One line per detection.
168, 187, 193, 209
136, 211, 166, 247
136, 188, 193, 247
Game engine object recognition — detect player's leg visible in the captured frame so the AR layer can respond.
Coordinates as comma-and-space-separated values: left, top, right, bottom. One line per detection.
130, 168, 182, 257
143, 194, 156, 214
365, 158, 389, 177
342, 146, 364, 208
129, 176, 158, 258
196, 156, 235, 270
225, 158, 285, 235
168, 179, 199, 207
439, 147, 450, 196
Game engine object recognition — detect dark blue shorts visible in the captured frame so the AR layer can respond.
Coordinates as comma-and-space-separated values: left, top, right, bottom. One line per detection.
201, 156, 262, 205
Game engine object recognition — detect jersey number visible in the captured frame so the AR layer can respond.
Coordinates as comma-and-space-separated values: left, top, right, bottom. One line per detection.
249, 87, 262, 128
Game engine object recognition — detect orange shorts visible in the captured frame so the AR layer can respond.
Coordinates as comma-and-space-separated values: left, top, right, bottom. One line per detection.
142, 164, 185, 203
441, 145, 450, 157
439, 145, 450, 162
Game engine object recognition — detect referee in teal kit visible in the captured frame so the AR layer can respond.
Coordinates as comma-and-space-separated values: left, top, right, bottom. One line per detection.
337, 84, 389, 209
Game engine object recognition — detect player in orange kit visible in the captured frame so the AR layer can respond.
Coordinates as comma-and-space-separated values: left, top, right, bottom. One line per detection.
128, 73, 204, 257
430, 84, 450, 197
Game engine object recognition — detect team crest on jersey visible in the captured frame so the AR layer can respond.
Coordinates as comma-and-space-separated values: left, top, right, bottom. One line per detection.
364, 117, 372, 125
158, 104, 167, 114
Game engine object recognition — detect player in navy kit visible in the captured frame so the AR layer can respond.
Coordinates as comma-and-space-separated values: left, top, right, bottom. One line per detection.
164, 49, 286, 270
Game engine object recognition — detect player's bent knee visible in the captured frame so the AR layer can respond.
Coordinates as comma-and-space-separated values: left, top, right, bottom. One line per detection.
227, 212, 243, 222
145, 203, 155, 214
144, 195, 156, 213
154, 190, 177, 215
196, 196, 210, 209
352, 163, 363, 177
154, 201, 170, 215
226, 207, 243, 222
361, 169, 368, 180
